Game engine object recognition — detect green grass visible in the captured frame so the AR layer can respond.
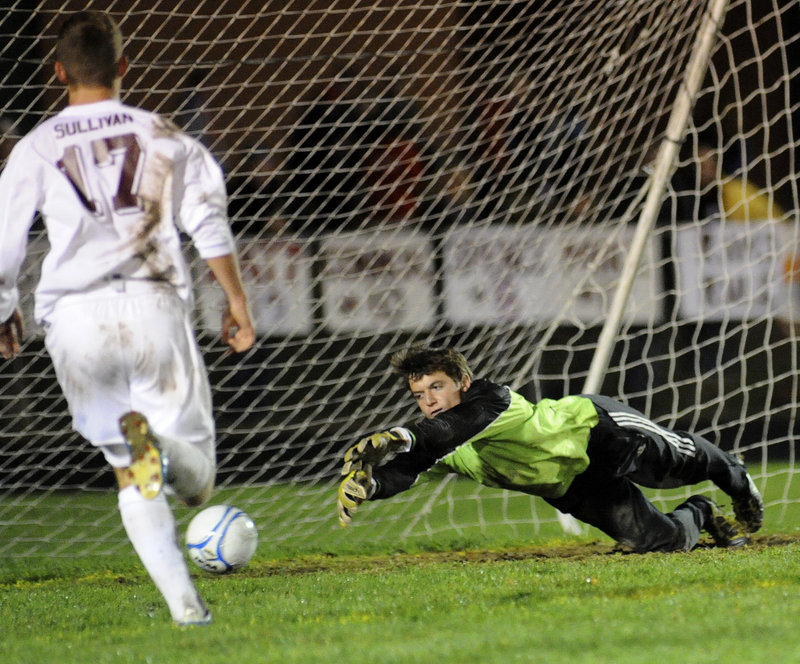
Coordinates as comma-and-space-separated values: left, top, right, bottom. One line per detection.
2, 468, 800, 663
2, 540, 800, 663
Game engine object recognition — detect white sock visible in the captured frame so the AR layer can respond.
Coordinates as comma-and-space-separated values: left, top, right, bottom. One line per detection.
118, 485, 207, 622
159, 435, 215, 504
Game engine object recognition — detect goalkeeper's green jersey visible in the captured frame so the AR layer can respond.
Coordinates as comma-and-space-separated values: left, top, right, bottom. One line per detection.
372, 379, 598, 500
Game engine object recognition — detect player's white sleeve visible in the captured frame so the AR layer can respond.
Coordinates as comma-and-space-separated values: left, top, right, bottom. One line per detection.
0, 138, 41, 321
175, 138, 235, 260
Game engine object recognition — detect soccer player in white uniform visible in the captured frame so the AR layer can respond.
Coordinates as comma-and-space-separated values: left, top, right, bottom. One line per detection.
0, 11, 256, 625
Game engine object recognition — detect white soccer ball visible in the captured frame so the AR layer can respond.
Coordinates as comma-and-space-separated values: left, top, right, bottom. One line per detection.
185, 504, 258, 573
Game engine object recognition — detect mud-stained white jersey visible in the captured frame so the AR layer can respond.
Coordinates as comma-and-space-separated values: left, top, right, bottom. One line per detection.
0, 99, 235, 323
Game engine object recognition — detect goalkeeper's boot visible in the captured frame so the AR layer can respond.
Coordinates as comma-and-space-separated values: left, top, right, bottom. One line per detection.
119, 411, 168, 500
731, 467, 764, 533
704, 500, 749, 548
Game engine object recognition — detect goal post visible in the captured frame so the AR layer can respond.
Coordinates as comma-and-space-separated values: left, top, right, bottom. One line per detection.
583, 0, 730, 395
1, 0, 799, 557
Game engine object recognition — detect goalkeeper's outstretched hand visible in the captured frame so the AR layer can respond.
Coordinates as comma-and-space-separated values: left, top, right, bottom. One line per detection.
337, 467, 375, 526
341, 427, 413, 475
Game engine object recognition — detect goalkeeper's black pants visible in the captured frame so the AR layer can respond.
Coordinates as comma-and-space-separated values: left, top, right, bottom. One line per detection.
545, 395, 751, 553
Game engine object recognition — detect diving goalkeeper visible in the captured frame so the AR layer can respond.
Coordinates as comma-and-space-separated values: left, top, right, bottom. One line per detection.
337, 345, 764, 553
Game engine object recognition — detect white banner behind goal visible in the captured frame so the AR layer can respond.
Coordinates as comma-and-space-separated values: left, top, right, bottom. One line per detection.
1, 0, 799, 556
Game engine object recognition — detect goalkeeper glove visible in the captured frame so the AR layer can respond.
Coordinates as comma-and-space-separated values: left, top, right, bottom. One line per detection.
337, 467, 375, 527
341, 427, 414, 475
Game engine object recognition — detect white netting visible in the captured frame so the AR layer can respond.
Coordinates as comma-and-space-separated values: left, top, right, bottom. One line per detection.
1, 0, 799, 555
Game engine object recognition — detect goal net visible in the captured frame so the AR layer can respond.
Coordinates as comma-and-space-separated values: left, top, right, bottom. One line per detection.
2, 0, 799, 556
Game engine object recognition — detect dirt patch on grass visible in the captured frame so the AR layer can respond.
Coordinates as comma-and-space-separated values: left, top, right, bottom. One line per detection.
249, 532, 800, 577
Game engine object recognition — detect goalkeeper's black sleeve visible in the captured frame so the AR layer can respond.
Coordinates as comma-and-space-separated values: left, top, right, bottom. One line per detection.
371, 454, 428, 498
372, 379, 510, 499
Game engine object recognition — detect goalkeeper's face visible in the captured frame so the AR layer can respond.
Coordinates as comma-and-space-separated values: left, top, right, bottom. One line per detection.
409, 370, 471, 419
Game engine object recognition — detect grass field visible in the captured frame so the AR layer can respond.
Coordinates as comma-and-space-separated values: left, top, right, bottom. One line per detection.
3, 473, 800, 663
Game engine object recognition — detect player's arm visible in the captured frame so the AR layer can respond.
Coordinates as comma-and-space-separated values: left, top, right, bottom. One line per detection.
370, 452, 437, 498
176, 135, 255, 353
0, 137, 40, 355
341, 380, 509, 475
337, 423, 443, 524
338, 452, 453, 525
339, 380, 510, 517
204, 253, 255, 353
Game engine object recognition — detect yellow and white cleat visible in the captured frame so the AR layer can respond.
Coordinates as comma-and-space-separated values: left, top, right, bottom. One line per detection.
119, 411, 166, 500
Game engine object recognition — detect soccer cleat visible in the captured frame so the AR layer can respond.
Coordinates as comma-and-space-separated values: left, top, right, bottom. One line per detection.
705, 502, 749, 548
175, 606, 213, 627
119, 411, 167, 500
732, 472, 764, 533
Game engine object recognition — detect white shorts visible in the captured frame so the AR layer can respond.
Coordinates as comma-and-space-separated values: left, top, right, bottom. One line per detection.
43, 282, 215, 469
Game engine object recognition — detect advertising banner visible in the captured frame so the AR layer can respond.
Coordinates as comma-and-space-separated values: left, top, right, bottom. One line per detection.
194, 238, 313, 335
320, 230, 436, 333
443, 224, 661, 325
674, 220, 796, 321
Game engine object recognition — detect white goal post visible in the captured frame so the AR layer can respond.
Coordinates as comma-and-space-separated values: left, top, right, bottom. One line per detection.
1, 0, 799, 556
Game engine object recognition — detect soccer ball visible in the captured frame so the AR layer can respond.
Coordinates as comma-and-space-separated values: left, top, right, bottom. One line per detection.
185, 504, 258, 573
